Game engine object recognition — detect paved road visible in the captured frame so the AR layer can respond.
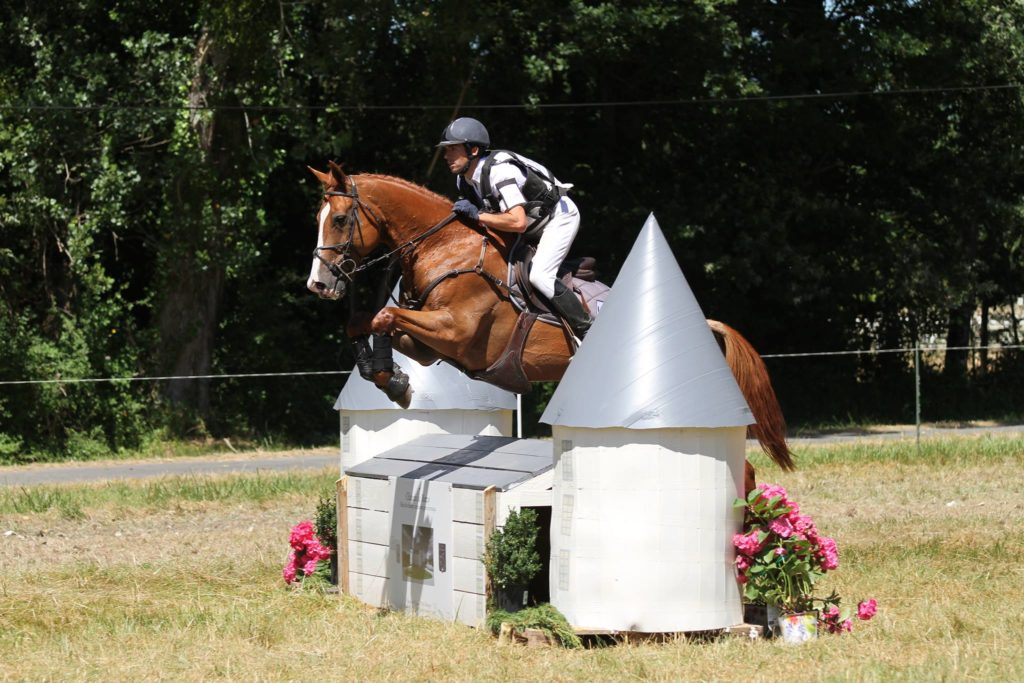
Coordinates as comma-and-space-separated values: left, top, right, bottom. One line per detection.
0, 450, 338, 487
1, 424, 1021, 487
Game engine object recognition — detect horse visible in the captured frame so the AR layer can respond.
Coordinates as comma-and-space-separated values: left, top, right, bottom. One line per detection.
305, 161, 795, 491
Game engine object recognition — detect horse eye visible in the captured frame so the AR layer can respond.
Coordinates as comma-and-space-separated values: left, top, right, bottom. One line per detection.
332, 214, 348, 228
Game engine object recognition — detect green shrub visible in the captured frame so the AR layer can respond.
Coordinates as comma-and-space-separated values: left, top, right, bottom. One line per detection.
484, 507, 542, 591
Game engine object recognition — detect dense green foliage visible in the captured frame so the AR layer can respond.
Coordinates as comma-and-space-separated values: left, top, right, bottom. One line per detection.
486, 604, 583, 648
2, 1, 1023, 460
484, 507, 543, 591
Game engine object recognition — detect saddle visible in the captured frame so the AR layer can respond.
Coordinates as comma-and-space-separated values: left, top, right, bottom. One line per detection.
507, 240, 609, 324
465, 241, 610, 394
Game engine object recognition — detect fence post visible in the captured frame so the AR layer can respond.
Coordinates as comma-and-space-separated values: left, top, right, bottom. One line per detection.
914, 347, 921, 452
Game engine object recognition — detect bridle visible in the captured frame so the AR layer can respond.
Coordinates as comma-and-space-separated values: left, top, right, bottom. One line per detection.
312, 176, 459, 300
312, 178, 387, 298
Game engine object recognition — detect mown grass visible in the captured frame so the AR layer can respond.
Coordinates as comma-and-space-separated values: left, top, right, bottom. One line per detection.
0, 435, 333, 466
0, 469, 338, 517
1, 435, 1023, 682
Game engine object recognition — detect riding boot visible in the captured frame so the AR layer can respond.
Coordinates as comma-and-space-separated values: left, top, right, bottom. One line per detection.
550, 280, 592, 339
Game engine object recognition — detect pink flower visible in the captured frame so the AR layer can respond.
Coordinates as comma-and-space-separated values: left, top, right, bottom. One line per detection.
790, 513, 817, 536
857, 599, 877, 620
841, 618, 854, 632
817, 536, 840, 571
769, 516, 795, 538
774, 547, 786, 556
282, 551, 298, 584
736, 555, 751, 571
289, 521, 315, 550
757, 483, 789, 504
284, 521, 335, 584
822, 605, 840, 621
736, 573, 748, 584
733, 530, 764, 556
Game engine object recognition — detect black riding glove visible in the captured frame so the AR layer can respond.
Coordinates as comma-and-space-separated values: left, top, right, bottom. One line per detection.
453, 199, 480, 223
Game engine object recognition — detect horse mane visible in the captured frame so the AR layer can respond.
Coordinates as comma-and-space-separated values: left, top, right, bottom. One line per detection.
355, 172, 516, 253
356, 173, 451, 206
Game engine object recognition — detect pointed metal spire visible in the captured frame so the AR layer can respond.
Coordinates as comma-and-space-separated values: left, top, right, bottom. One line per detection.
541, 214, 753, 429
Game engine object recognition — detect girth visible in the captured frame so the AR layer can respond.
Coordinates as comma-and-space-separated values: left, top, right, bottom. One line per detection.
465, 311, 537, 394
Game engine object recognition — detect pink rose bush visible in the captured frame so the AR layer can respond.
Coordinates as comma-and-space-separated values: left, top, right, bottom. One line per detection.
283, 520, 334, 586
733, 483, 877, 634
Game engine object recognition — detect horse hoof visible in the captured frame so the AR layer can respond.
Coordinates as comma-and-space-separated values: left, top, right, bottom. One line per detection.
395, 386, 413, 409
383, 365, 412, 407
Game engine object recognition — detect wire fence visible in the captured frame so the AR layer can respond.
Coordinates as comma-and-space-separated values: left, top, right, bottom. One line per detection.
761, 344, 1024, 447
1, 344, 1022, 446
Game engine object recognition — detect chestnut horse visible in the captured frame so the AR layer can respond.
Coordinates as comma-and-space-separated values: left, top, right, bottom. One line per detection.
305, 162, 794, 489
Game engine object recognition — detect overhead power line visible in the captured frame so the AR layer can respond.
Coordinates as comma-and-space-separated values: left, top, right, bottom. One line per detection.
0, 370, 351, 387
1, 83, 1021, 113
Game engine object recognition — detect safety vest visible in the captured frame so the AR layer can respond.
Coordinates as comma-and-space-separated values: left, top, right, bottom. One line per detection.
458, 150, 569, 238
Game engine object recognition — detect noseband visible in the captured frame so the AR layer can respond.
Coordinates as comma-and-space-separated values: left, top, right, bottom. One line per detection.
312, 178, 386, 296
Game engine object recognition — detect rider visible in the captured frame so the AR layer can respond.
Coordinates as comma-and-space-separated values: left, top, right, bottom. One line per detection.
437, 117, 592, 339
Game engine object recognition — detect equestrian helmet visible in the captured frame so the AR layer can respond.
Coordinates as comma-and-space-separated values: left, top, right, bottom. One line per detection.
437, 117, 490, 149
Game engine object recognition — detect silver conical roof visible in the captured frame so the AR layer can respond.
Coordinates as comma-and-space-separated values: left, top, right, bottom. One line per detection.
541, 214, 753, 429
334, 286, 517, 412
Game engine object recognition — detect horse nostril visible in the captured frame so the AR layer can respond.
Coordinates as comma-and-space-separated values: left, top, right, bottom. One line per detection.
314, 282, 326, 292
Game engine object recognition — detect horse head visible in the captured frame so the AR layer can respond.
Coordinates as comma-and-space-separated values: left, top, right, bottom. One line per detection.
306, 161, 387, 300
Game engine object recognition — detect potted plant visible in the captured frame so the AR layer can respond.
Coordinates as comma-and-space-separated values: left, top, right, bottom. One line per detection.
483, 507, 543, 613
734, 483, 876, 643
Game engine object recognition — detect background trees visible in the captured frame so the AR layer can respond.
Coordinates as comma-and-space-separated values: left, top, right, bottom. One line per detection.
2, 0, 1022, 457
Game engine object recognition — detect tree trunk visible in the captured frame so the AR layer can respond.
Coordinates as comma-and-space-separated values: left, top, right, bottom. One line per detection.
943, 303, 973, 380
979, 302, 989, 372
155, 29, 229, 421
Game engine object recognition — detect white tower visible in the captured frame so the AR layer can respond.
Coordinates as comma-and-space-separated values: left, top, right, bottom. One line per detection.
335, 356, 516, 473
541, 214, 753, 633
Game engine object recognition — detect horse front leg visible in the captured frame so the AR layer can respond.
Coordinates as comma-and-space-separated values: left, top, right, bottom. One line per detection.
350, 333, 413, 408
371, 306, 466, 356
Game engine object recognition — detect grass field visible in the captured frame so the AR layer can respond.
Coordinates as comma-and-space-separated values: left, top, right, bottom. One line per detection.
1, 434, 1022, 682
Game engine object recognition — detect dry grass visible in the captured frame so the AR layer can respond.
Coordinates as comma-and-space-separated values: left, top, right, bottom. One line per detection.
1, 436, 1023, 682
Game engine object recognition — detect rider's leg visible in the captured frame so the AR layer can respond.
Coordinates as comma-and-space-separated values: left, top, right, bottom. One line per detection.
529, 198, 591, 338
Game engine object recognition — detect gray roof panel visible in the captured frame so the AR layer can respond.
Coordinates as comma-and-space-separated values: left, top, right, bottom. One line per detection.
541, 214, 754, 429
344, 434, 552, 490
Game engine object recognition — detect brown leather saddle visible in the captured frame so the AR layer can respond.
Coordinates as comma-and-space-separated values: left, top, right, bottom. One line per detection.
466, 241, 609, 394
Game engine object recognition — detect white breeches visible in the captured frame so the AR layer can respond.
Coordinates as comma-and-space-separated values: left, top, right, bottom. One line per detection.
529, 197, 580, 299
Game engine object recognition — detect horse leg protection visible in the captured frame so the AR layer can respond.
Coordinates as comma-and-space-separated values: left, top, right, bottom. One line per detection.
370, 333, 394, 373
364, 334, 412, 407
352, 336, 375, 380
383, 363, 411, 405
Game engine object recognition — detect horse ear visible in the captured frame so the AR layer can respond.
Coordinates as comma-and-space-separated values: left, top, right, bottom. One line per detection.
327, 160, 349, 191
308, 166, 337, 191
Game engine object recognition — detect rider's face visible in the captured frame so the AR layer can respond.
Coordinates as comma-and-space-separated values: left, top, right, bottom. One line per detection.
443, 144, 475, 175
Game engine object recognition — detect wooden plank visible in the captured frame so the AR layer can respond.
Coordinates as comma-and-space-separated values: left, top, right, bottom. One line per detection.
336, 476, 350, 595
483, 485, 497, 604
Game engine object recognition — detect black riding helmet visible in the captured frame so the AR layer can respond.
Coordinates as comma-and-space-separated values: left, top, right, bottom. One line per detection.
437, 117, 490, 151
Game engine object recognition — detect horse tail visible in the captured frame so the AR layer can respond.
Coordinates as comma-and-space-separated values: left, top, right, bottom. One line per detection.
708, 319, 795, 472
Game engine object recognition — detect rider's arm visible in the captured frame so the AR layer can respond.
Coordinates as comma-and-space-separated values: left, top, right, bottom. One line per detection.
479, 205, 528, 233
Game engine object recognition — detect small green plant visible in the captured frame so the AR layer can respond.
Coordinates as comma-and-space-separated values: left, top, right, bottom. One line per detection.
314, 492, 337, 552
486, 604, 582, 648
483, 507, 542, 591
